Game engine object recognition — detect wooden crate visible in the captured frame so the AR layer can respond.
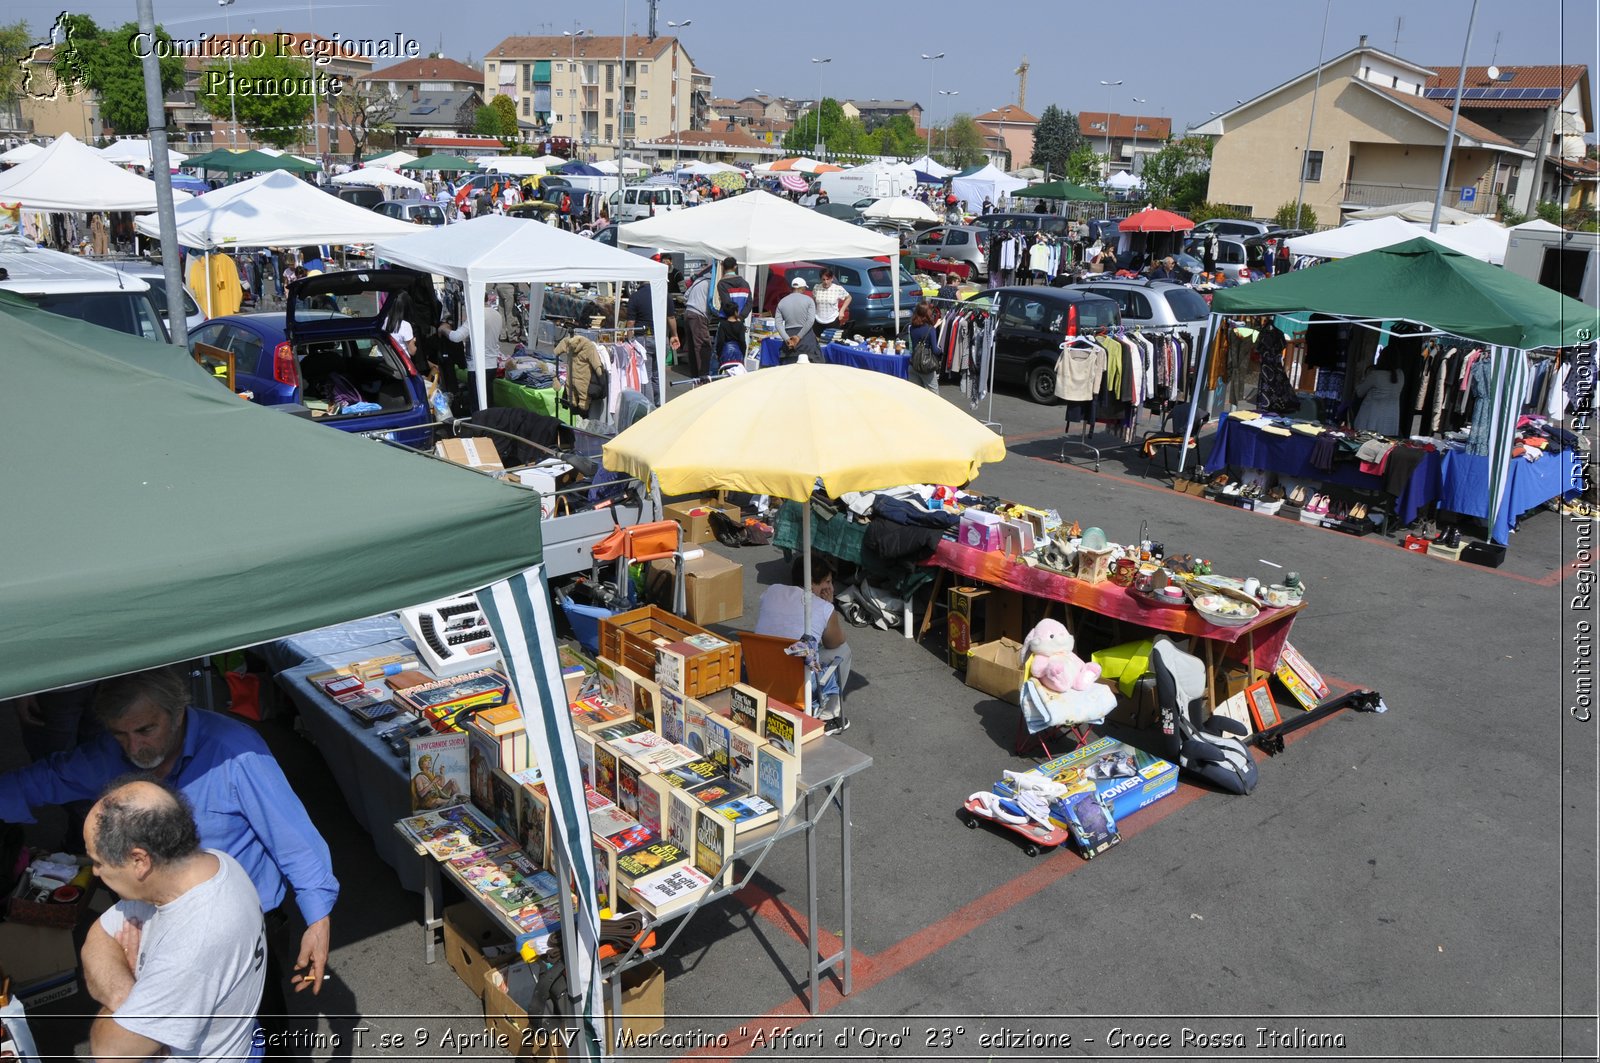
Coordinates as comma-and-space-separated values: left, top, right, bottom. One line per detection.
598, 606, 741, 698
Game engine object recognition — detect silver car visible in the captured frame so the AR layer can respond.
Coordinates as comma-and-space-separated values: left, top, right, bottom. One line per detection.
1062, 277, 1212, 348
910, 224, 989, 279
105, 259, 206, 335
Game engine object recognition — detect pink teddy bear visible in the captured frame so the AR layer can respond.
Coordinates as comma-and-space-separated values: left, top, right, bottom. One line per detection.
1023, 618, 1102, 693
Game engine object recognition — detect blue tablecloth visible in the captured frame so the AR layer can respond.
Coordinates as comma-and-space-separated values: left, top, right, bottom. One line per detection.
757, 337, 909, 378
275, 639, 424, 892
1438, 448, 1580, 545
1206, 415, 1443, 525
257, 616, 411, 675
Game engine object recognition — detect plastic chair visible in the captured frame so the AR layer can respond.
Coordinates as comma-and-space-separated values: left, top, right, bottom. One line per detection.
589, 519, 684, 614
1140, 401, 1210, 480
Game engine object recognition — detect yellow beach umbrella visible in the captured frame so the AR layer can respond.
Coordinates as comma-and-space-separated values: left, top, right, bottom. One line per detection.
605, 363, 1005, 712
603, 363, 1005, 499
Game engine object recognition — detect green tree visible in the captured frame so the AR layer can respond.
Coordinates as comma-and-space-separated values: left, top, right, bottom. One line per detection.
52, 17, 185, 135
782, 99, 866, 158
331, 82, 397, 162
1139, 136, 1212, 209
491, 94, 518, 146
1273, 201, 1317, 230
473, 104, 503, 138
940, 114, 986, 168
1065, 143, 1101, 186
1496, 194, 1527, 226
1535, 200, 1565, 226
200, 44, 314, 149
877, 113, 923, 157
0, 20, 32, 100
1030, 104, 1075, 176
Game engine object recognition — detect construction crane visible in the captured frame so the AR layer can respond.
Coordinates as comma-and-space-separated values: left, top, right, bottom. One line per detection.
1013, 55, 1029, 111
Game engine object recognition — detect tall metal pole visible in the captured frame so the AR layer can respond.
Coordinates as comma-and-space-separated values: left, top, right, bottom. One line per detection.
1099, 79, 1120, 219
137, 0, 189, 347
618, 0, 629, 202
922, 53, 944, 159
220, 0, 238, 148
1430, 0, 1479, 232
1293, 0, 1332, 230
1130, 96, 1146, 177
811, 57, 831, 159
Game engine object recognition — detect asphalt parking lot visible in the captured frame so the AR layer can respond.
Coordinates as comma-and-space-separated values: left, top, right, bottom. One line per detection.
15, 370, 1597, 1061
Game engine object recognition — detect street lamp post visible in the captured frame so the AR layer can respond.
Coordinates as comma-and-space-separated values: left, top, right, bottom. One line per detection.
1098, 79, 1122, 180
811, 57, 831, 160
219, 0, 238, 148
667, 20, 691, 171
562, 29, 592, 159
938, 89, 958, 158
921, 52, 945, 159
1130, 96, 1146, 177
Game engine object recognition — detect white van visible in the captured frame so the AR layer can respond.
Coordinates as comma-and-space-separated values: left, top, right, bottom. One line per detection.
607, 185, 685, 223
0, 238, 169, 341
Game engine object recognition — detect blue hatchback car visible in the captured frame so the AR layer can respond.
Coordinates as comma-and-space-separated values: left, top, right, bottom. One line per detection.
187, 268, 435, 448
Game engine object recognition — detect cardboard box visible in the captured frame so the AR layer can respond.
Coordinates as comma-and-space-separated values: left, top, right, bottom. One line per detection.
965, 638, 1026, 705
957, 509, 1004, 551
1009, 736, 1179, 824
444, 902, 515, 999
0, 918, 79, 996
648, 554, 744, 625
482, 962, 664, 1059
437, 437, 505, 472
662, 499, 741, 545
947, 586, 1023, 670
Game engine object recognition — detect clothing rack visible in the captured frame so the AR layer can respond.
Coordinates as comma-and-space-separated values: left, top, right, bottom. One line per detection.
1058, 326, 1194, 471
927, 295, 1001, 432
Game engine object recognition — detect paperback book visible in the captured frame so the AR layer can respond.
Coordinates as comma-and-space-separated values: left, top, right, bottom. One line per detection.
409, 733, 469, 812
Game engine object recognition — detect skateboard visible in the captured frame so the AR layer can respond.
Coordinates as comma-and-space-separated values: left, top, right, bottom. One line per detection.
961, 796, 1069, 857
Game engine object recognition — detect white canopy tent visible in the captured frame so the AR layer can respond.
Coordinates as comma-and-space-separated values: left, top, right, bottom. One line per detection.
1510, 218, 1564, 234
99, 139, 188, 168
364, 150, 418, 169
133, 170, 417, 249
1284, 216, 1431, 259
0, 133, 193, 212
593, 157, 649, 175
330, 167, 426, 193
950, 163, 1027, 209
678, 161, 745, 176
616, 189, 904, 332
1284, 215, 1507, 264
1106, 170, 1145, 192
1345, 200, 1476, 225
476, 155, 547, 176
908, 154, 956, 178
0, 142, 43, 165
374, 214, 670, 412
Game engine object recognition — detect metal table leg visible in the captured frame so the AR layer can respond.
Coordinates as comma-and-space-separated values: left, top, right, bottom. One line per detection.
805, 788, 820, 1014
839, 776, 854, 997
423, 856, 442, 964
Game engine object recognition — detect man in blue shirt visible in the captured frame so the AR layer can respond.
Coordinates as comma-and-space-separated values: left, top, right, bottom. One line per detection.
0, 668, 338, 1035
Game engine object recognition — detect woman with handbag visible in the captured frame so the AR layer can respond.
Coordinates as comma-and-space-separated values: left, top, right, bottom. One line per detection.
907, 301, 942, 393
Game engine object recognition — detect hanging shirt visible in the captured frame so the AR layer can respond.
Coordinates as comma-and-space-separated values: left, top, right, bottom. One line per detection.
187, 253, 243, 317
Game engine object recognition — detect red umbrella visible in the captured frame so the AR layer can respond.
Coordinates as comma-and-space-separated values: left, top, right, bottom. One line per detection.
1118, 207, 1195, 233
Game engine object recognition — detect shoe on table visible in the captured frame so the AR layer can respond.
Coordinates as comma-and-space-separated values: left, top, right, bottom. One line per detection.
824, 717, 851, 734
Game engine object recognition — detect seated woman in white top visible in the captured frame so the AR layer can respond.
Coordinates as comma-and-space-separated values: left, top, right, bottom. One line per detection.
753, 554, 851, 728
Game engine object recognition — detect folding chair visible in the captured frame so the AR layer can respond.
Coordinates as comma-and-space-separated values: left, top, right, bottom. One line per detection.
737, 632, 842, 723
1139, 401, 1210, 481
590, 519, 685, 615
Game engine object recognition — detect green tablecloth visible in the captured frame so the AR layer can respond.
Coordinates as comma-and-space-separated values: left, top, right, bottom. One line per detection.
772, 501, 936, 599
451, 368, 575, 424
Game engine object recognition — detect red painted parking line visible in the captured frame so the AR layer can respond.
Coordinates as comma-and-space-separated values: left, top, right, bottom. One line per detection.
681, 674, 1370, 1061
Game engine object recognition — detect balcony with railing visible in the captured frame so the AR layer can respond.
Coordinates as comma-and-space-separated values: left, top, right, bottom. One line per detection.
1340, 179, 1496, 215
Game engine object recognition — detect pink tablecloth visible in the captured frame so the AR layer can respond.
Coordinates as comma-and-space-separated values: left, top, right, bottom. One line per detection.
926, 539, 1300, 671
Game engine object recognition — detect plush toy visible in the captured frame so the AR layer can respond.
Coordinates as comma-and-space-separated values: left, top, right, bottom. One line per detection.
1023, 619, 1102, 693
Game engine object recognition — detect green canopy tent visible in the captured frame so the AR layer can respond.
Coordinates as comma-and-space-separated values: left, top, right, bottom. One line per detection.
0, 292, 609, 1054
186, 149, 319, 174
1012, 179, 1106, 202
400, 154, 477, 172
1187, 238, 1597, 538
